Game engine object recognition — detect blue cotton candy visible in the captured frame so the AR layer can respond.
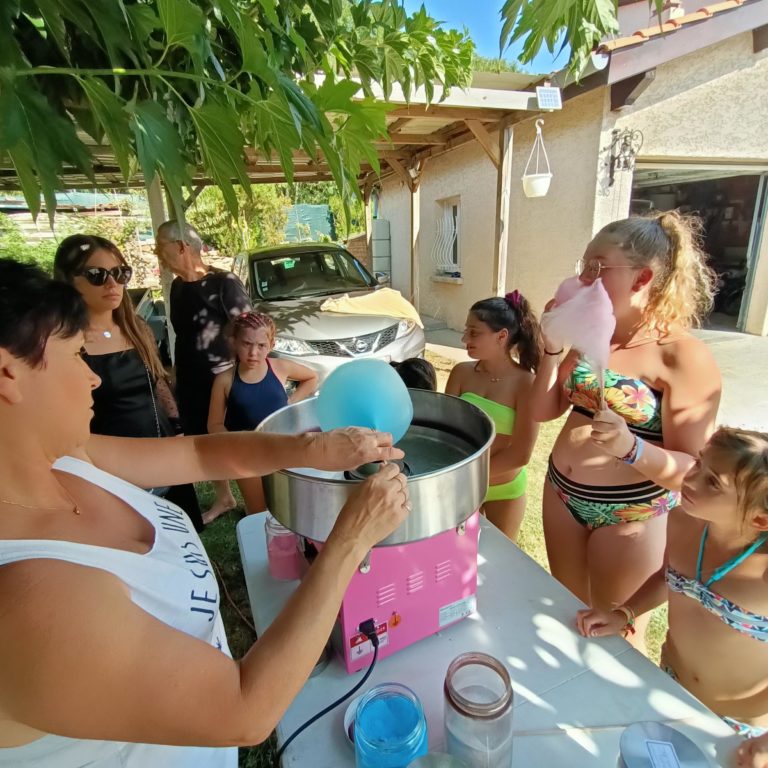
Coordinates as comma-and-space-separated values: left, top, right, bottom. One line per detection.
358, 694, 420, 743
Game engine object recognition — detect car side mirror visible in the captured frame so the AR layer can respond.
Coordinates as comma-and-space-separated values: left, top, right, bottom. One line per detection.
375, 271, 390, 285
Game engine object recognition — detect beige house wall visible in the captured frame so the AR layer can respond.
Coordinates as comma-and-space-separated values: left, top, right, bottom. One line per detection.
504, 88, 607, 316
416, 141, 498, 329
377, 177, 411, 296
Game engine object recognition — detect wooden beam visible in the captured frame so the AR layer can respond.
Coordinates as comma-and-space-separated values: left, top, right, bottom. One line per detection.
492, 125, 514, 297
387, 117, 412, 133
410, 180, 421, 310
753, 24, 768, 52
375, 133, 448, 146
389, 105, 506, 122
610, 70, 656, 111
465, 120, 500, 168
386, 158, 414, 192
183, 184, 206, 211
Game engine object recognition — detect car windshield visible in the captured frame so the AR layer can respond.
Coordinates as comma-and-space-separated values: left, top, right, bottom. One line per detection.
252, 249, 376, 300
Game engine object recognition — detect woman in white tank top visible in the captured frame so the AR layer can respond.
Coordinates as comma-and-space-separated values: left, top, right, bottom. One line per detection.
0, 260, 410, 767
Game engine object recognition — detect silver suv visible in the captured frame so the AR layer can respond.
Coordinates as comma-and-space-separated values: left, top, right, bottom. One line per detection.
233, 243, 425, 384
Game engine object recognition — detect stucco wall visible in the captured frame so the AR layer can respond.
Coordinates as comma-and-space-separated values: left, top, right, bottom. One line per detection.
612, 33, 768, 162
504, 87, 607, 315
377, 177, 411, 296
416, 140, 498, 329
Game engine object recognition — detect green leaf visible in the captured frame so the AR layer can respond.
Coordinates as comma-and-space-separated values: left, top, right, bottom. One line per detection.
79, 77, 132, 180
157, 0, 205, 55
189, 101, 250, 218
32, 0, 70, 62
126, 4, 159, 42
128, 100, 191, 214
256, 0, 279, 28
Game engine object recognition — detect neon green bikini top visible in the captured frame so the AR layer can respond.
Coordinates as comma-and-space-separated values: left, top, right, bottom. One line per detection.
459, 392, 516, 435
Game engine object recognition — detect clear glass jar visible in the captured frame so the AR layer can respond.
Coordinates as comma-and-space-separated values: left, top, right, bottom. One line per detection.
443, 653, 513, 768
265, 514, 302, 581
354, 682, 428, 768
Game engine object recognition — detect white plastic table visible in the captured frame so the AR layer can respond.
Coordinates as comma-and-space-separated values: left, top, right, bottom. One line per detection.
237, 513, 740, 766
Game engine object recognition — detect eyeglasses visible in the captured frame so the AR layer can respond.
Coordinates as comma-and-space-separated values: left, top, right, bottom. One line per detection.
76, 265, 133, 286
574, 258, 638, 281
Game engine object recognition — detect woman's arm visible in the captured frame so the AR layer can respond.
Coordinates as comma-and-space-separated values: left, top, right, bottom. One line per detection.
273, 359, 319, 404
85, 428, 403, 489
207, 372, 230, 434
591, 337, 720, 490
0, 465, 408, 747
444, 363, 466, 396
530, 350, 575, 423
487, 377, 539, 483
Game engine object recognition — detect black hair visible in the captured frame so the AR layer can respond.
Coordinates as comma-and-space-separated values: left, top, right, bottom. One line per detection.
0, 259, 88, 367
391, 358, 437, 391
469, 291, 543, 372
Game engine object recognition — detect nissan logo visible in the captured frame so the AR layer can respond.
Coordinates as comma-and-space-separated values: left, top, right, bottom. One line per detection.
354, 339, 368, 353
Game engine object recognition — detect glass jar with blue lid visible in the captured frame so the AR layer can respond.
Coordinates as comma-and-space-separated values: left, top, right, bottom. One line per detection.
354, 682, 428, 768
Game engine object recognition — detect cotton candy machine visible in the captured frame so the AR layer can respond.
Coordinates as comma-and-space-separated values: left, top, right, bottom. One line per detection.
259, 389, 494, 673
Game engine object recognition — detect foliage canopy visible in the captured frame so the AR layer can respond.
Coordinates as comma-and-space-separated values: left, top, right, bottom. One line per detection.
1, 0, 474, 224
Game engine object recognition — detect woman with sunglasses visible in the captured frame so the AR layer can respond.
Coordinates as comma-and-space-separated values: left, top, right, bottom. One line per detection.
0, 259, 408, 767
54, 234, 204, 531
530, 211, 721, 652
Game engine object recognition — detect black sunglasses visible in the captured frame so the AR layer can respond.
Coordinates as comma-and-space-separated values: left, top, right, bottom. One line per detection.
77, 265, 133, 286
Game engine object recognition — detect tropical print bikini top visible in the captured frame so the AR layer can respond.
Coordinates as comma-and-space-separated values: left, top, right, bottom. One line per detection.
563, 357, 663, 442
666, 526, 768, 643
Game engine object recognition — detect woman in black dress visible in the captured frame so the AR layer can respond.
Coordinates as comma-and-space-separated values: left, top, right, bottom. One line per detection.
54, 234, 204, 531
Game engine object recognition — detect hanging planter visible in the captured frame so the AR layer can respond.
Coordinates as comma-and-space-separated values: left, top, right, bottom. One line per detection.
522, 119, 552, 198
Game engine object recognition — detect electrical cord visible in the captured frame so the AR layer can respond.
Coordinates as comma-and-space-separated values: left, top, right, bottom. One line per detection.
275, 620, 380, 761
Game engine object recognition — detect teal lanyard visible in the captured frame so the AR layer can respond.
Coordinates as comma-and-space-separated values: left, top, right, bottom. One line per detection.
696, 525, 768, 588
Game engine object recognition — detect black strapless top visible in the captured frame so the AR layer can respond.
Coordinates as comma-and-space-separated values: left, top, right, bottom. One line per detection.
84, 349, 173, 438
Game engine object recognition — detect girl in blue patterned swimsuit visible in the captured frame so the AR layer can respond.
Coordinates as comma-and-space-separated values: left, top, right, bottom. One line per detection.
577, 427, 768, 757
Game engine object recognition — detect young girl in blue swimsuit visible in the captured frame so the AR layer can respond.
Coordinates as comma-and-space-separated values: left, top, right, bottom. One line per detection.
577, 427, 768, 751
532, 212, 721, 651
208, 312, 318, 516
446, 291, 542, 542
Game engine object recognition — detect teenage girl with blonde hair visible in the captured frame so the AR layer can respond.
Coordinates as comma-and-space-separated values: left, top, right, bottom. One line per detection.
578, 427, 768, 751
208, 311, 317, 517
532, 211, 721, 650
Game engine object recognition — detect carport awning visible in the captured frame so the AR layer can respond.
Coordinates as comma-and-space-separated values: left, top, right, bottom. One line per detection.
0, 71, 550, 194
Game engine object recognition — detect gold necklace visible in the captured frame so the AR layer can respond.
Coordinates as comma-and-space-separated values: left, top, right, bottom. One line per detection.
0, 496, 81, 515
474, 361, 505, 383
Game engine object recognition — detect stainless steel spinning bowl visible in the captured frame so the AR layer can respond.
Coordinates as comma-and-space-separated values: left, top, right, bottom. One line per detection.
258, 389, 495, 545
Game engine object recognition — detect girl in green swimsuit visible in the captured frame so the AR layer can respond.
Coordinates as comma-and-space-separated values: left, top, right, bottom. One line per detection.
446, 291, 543, 542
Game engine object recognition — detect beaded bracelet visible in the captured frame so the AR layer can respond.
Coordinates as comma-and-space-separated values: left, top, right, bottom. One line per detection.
612, 604, 636, 635
620, 435, 645, 465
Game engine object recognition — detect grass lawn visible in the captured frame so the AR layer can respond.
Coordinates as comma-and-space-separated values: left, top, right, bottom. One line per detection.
199, 350, 668, 767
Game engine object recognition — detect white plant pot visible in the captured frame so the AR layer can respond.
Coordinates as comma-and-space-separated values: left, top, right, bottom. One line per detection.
522, 173, 552, 198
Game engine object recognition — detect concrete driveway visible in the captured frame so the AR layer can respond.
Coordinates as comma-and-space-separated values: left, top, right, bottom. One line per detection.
424, 317, 768, 433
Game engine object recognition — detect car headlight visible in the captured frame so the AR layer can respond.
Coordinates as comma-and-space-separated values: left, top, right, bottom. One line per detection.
273, 336, 315, 356
396, 320, 416, 338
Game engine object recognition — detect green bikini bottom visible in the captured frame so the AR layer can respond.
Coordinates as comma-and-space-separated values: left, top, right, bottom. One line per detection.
485, 468, 528, 502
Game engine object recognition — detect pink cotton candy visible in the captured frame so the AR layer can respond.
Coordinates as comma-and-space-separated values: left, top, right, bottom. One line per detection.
542, 278, 616, 392
553, 276, 583, 306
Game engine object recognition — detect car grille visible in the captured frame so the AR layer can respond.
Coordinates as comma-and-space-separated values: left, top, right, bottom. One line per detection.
309, 324, 399, 357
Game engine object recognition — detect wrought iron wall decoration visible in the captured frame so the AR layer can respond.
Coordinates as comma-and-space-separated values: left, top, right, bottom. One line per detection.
608, 128, 644, 186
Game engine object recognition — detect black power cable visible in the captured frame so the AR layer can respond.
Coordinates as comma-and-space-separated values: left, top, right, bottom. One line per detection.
275, 619, 380, 762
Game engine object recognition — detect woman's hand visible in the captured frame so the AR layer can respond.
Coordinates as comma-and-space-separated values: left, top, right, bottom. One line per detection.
540, 298, 564, 354
576, 607, 627, 638
303, 428, 404, 471
330, 462, 411, 551
591, 408, 635, 459
736, 734, 768, 768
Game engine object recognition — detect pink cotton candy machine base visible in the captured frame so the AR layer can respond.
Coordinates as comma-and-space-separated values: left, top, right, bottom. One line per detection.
306, 511, 481, 674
